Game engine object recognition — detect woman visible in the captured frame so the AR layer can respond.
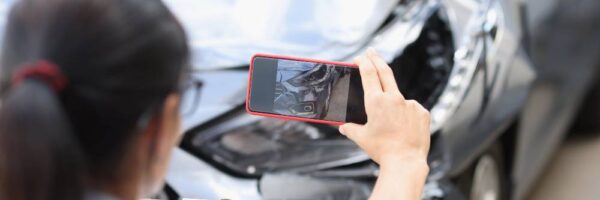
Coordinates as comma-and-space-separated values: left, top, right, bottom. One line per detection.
0, 0, 430, 200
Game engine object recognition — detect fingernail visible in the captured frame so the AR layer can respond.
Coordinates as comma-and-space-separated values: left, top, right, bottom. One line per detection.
338, 126, 346, 135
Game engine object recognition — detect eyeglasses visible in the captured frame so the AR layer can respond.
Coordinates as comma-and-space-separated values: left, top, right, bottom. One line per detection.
179, 77, 204, 116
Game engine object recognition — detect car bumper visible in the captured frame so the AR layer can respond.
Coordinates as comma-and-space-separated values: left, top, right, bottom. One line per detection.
166, 148, 465, 200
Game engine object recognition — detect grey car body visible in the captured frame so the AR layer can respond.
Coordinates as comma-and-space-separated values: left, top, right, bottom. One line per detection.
164, 0, 600, 199
1, 0, 597, 199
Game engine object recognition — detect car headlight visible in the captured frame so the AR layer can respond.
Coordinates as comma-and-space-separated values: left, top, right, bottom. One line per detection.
183, 111, 369, 176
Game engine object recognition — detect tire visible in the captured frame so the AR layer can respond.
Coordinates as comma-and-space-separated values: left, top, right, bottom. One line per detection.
571, 75, 600, 133
457, 143, 509, 200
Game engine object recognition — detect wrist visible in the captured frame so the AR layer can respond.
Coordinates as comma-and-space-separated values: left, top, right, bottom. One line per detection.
379, 152, 428, 166
379, 154, 429, 175
374, 155, 430, 200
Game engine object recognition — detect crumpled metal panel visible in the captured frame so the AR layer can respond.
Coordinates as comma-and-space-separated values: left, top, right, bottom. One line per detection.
163, 0, 446, 69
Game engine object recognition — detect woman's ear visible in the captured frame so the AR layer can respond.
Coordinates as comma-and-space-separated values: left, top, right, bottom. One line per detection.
151, 94, 182, 160
139, 93, 182, 195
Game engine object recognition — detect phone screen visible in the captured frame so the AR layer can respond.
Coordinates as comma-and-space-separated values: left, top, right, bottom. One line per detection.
248, 56, 367, 124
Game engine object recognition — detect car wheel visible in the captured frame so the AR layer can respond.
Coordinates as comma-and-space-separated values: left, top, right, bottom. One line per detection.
571, 75, 600, 132
458, 143, 509, 200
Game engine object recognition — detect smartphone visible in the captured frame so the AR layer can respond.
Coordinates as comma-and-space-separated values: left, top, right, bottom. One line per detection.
246, 54, 367, 125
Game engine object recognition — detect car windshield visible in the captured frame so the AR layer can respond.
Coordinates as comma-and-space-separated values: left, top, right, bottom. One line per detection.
163, 0, 399, 69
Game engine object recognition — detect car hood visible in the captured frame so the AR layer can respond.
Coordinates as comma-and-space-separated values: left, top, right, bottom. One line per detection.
163, 0, 400, 69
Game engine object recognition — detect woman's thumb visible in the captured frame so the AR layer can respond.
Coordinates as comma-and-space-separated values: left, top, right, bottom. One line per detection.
339, 123, 363, 141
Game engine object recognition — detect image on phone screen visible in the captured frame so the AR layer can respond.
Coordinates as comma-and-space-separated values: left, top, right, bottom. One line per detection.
274, 59, 351, 121
248, 56, 367, 124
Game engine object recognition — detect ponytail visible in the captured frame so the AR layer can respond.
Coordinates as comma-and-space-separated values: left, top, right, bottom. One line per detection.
0, 0, 191, 199
0, 79, 85, 200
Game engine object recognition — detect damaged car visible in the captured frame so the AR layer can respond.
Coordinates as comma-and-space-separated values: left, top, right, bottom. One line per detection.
160, 0, 600, 199
2, 0, 598, 199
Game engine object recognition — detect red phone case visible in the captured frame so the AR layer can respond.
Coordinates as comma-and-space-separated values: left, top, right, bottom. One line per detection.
246, 53, 358, 126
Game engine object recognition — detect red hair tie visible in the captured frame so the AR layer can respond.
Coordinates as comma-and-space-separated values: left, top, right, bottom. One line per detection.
12, 60, 68, 92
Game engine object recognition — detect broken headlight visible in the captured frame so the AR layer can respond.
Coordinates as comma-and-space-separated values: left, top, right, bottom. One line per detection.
183, 112, 368, 176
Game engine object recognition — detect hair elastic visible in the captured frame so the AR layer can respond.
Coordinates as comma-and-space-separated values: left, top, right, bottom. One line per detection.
11, 60, 68, 92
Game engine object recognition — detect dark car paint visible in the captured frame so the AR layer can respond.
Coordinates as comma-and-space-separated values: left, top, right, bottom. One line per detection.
429, 0, 537, 192
512, 0, 600, 198
402, 0, 599, 199
437, 0, 600, 199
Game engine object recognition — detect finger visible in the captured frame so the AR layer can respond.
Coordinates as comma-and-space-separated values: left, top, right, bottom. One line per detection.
339, 123, 364, 141
354, 55, 383, 97
367, 48, 401, 95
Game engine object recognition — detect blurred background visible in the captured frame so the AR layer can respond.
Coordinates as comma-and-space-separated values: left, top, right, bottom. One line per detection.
1, 0, 599, 199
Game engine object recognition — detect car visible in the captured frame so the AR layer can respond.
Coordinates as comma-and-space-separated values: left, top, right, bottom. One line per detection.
161, 0, 600, 199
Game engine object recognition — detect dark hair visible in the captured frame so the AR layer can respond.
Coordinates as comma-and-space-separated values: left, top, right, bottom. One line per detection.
0, 0, 189, 199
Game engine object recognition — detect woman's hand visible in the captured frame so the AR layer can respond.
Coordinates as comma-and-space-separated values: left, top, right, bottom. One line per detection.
339, 48, 431, 166
339, 48, 431, 200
